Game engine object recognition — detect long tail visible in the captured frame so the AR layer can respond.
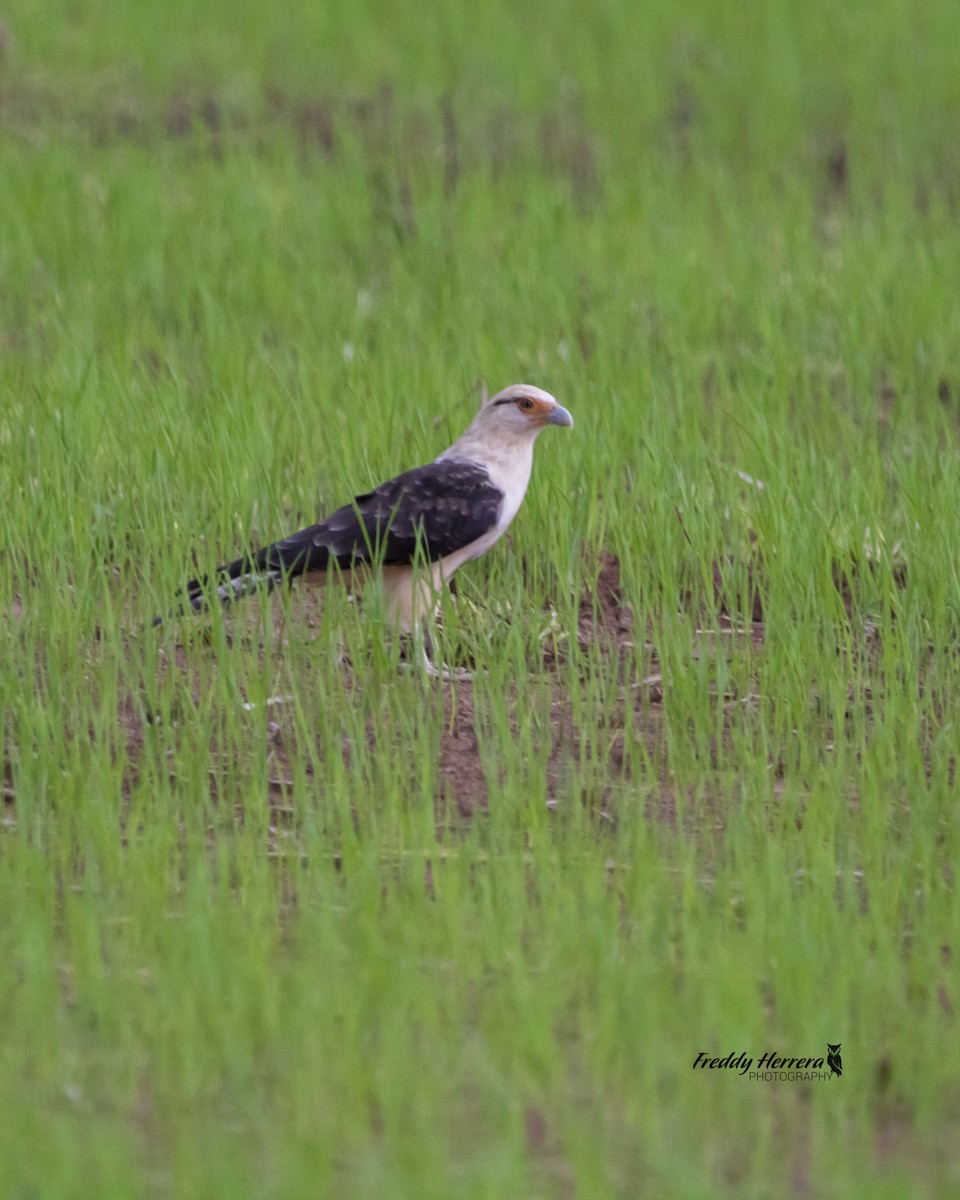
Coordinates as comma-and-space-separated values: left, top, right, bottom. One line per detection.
152, 552, 284, 626
154, 510, 344, 626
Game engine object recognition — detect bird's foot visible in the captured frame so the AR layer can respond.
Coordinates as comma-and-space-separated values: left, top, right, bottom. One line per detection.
241, 694, 294, 712
397, 643, 476, 681
419, 645, 476, 681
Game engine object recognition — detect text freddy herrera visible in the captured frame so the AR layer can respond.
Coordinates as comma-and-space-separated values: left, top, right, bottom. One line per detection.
693, 1051, 826, 1075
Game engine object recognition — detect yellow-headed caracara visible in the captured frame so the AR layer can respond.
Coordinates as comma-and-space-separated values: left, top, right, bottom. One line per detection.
159, 384, 573, 669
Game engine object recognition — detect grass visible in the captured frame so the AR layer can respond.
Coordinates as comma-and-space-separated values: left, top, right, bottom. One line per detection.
1, 0, 959, 1195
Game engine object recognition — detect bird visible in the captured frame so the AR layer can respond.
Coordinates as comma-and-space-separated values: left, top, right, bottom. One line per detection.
157, 383, 573, 674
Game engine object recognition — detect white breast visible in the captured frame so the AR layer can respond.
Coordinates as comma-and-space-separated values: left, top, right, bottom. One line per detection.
436, 443, 535, 577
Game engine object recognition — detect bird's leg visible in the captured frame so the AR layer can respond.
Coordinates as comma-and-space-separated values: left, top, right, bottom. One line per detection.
402, 625, 474, 682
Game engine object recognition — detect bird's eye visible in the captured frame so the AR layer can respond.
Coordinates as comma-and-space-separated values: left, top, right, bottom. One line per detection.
517, 397, 535, 411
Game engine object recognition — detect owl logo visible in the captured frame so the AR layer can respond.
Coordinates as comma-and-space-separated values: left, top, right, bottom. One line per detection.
827, 1043, 842, 1077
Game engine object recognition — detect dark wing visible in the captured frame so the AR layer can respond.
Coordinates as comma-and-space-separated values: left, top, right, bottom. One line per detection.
178, 458, 503, 613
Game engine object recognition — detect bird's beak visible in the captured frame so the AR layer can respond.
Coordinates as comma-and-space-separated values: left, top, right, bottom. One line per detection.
546, 404, 574, 429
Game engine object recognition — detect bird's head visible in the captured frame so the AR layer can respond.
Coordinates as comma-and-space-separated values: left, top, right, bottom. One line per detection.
446, 383, 572, 466
480, 384, 574, 440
